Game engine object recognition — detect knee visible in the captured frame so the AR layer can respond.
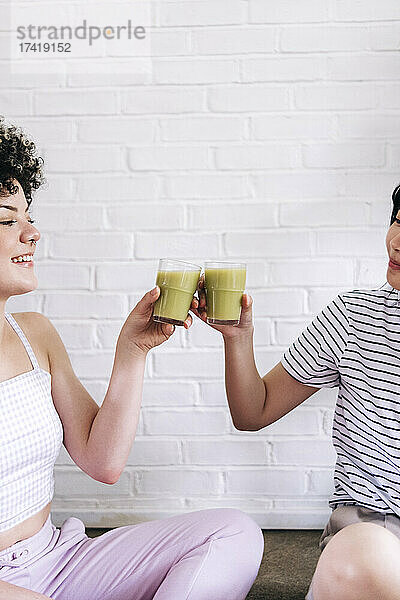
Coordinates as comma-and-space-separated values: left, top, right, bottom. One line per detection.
313, 522, 400, 600
312, 529, 360, 600
204, 508, 264, 562
209, 508, 263, 539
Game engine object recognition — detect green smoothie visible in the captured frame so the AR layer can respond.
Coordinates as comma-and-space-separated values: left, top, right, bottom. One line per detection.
204, 267, 246, 325
153, 269, 200, 326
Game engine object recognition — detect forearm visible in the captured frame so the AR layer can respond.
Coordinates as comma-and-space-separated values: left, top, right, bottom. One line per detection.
223, 331, 267, 430
85, 339, 147, 482
0, 580, 52, 599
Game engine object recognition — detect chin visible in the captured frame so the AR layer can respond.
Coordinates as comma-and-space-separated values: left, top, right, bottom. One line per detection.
387, 270, 400, 291
11, 278, 38, 295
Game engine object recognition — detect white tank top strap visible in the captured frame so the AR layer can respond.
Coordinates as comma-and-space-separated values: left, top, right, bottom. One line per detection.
4, 312, 40, 371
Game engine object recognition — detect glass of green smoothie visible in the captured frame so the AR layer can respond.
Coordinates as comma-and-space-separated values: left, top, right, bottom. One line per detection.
204, 261, 247, 326
153, 258, 202, 327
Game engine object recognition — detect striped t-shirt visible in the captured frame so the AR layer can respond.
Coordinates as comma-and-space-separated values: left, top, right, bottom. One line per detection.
281, 281, 400, 516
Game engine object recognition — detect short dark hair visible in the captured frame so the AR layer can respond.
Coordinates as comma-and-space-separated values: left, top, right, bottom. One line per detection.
0, 116, 45, 207
390, 184, 400, 225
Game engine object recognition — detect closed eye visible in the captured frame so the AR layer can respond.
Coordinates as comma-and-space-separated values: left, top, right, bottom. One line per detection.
0, 219, 35, 226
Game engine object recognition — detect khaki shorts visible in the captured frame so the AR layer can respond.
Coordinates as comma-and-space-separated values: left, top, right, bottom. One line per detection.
305, 504, 400, 600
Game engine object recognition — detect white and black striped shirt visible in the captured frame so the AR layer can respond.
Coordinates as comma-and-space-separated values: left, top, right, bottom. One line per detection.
281, 281, 400, 516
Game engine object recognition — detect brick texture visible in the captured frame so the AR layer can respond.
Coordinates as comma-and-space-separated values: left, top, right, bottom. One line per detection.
5, 0, 398, 529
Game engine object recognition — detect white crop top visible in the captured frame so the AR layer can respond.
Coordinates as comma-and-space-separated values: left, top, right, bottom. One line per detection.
0, 312, 63, 532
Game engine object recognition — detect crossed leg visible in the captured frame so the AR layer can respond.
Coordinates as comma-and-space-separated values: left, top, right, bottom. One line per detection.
312, 522, 400, 600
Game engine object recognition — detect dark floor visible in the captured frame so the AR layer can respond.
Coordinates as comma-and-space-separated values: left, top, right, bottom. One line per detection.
86, 528, 323, 600
245, 530, 322, 600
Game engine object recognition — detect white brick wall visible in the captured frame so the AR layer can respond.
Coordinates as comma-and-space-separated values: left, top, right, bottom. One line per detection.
4, 0, 399, 530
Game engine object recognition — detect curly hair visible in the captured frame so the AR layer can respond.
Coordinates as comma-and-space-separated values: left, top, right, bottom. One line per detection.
0, 116, 45, 207
390, 183, 400, 225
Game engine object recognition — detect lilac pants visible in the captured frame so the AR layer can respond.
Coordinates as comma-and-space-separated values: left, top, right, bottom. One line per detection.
0, 508, 263, 599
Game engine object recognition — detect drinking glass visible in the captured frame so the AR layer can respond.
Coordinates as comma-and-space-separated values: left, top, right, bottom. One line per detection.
153, 258, 202, 327
204, 261, 247, 326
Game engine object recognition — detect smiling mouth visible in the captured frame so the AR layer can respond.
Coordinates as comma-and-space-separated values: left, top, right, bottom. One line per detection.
10, 256, 34, 267
11, 261, 34, 267
389, 259, 400, 269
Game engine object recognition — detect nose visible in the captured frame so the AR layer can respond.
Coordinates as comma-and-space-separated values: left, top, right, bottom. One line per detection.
392, 238, 400, 251
21, 221, 40, 245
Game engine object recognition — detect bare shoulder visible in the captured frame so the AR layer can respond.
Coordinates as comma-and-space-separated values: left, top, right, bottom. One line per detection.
11, 311, 51, 337
11, 312, 52, 372
12, 312, 50, 331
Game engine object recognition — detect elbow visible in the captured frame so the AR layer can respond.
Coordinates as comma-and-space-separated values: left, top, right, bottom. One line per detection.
232, 418, 263, 432
232, 385, 270, 431
97, 470, 121, 485
232, 409, 270, 431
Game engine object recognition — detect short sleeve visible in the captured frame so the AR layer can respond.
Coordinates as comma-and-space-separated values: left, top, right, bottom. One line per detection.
281, 294, 349, 388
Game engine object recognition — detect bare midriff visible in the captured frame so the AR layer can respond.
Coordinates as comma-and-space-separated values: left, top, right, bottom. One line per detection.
0, 502, 51, 552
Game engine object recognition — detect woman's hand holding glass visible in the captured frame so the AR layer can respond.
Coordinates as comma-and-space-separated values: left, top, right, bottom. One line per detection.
118, 285, 196, 357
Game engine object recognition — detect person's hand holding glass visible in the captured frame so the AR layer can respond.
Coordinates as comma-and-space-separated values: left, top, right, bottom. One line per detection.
190, 261, 252, 339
